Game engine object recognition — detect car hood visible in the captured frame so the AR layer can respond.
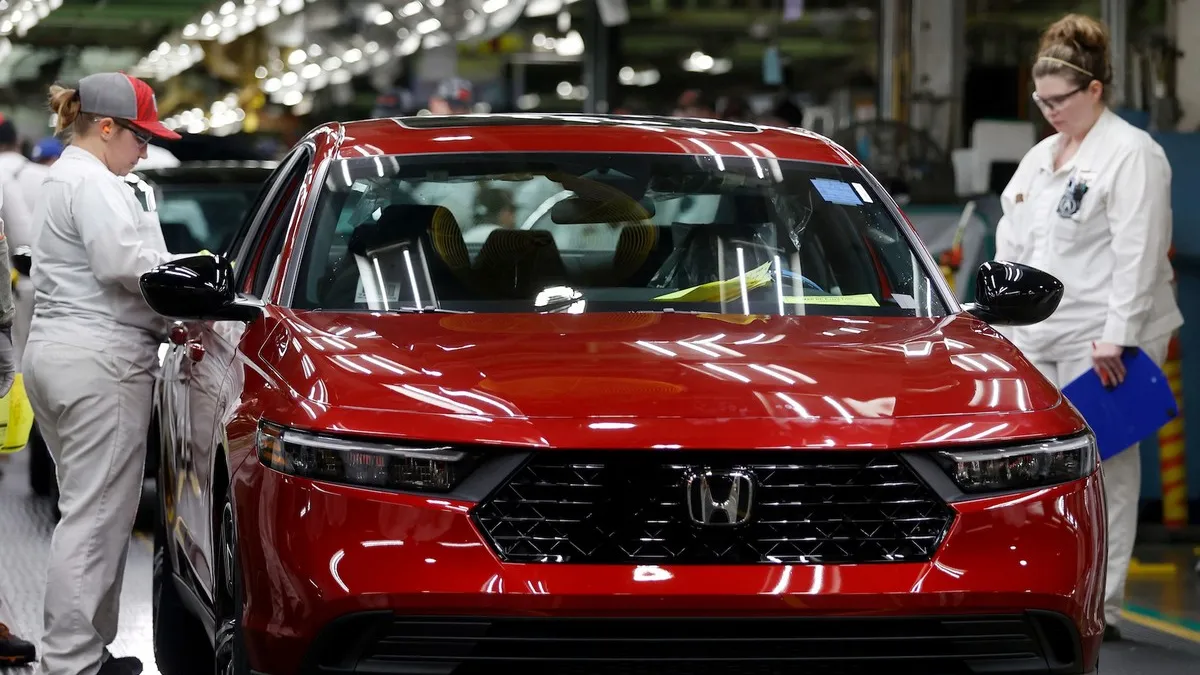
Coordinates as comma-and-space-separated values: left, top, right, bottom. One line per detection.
265, 311, 1061, 425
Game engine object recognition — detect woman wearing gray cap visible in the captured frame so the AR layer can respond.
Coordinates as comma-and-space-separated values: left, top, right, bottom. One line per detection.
22, 72, 196, 675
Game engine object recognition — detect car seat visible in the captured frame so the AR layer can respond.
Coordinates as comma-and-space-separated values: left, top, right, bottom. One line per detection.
318, 204, 471, 308
653, 222, 777, 290
472, 228, 570, 299
609, 222, 673, 287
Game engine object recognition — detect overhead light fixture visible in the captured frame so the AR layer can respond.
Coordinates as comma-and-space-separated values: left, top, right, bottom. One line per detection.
0, 0, 64, 39
525, 0, 563, 16
132, 0, 307, 80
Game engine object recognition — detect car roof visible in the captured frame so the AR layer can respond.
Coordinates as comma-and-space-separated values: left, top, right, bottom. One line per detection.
133, 161, 278, 184
333, 113, 854, 166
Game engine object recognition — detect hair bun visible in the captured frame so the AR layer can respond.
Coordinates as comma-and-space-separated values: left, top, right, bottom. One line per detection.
1039, 13, 1109, 57
48, 84, 82, 135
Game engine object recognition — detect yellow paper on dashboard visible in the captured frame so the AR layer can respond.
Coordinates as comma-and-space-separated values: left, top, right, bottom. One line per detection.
783, 293, 880, 307
653, 262, 774, 303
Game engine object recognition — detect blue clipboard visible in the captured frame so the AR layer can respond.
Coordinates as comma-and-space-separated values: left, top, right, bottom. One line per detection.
1061, 348, 1178, 461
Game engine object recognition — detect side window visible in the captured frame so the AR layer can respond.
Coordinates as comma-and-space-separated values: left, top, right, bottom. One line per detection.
225, 159, 292, 265
244, 156, 311, 298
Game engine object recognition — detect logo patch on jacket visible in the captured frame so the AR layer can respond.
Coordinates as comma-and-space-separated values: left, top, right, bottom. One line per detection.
1057, 173, 1089, 218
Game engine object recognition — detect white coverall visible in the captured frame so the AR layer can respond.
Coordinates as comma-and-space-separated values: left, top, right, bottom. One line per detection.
994, 108, 1183, 628
21, 145, 180, 675
0, 150, 44, 367
0, 164, 20, 627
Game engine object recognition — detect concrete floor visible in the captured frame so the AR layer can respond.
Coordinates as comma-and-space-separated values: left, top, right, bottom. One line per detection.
2, 450, 1198, 674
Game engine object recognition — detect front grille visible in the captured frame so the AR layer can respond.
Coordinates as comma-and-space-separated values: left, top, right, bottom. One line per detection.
473, 451, 954, 564
308, 613, 1080, 674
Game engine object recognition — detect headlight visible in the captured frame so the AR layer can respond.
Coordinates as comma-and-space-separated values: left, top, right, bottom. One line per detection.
933, 434, 1097, 495
256, 422, 479, 492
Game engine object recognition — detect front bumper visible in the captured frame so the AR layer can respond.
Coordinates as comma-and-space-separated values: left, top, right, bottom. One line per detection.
234, 462, 1105, 675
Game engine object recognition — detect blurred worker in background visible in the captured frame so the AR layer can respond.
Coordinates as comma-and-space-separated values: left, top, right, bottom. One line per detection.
411, 78, 479, 226
0, 116, 36, 252
993, 14, 1182, 641
30, 137, 63, 166
0, 116, 36, 389
0, 116, 32, 667
428, 77, 474, 115
673, 89, 716, 118
24, 72, 191, 675
463, 185, 517, 243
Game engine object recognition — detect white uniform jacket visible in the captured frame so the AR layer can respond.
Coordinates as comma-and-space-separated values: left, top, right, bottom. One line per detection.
0, 151, 52, 209
0, 152, 35, 253
994, 108, 1183, 362
28, 146, 180, 366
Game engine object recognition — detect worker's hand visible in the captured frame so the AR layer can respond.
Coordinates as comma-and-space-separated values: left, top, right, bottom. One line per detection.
1092, 341, 1127, 387
197, 249, 235, 269
0, 324, 14, 398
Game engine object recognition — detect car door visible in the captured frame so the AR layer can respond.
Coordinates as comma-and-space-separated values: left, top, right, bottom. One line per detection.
181, 147, 317, 603
162, 148, 311, 599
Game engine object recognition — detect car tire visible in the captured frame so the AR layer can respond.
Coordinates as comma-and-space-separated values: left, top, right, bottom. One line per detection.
214, 492, 251, 675
27, 423, 54, 497
152, 470, 212, 674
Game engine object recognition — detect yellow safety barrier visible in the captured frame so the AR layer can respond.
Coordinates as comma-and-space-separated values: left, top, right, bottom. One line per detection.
0, 373, 35, 453
1159, 335, 1189, 528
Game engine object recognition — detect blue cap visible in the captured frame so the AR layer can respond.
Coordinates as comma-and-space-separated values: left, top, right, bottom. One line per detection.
31, 137, 63, 162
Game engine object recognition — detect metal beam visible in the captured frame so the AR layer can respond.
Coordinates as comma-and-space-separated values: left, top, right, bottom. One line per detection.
1102, 0, 1128, 107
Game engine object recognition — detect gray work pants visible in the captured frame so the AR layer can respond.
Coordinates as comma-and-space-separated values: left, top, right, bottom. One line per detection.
13, 275, 32, 369
1028, 335, 1171, 628
21, 339, 154, 675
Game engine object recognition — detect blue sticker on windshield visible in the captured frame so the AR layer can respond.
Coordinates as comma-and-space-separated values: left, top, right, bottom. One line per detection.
811, 178, 863, 206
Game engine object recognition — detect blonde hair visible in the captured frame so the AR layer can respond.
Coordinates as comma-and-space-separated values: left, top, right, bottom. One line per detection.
1032, 14, 1112, 92
48, 84, 94, 140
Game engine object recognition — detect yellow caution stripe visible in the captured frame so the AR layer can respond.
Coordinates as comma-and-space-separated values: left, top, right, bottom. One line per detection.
1126, 558, 1177, 578
1122, 605, 1200, 643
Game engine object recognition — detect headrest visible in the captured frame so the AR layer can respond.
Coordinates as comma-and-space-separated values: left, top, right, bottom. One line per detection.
376, 204, 454, 233
350, 204, 460, 257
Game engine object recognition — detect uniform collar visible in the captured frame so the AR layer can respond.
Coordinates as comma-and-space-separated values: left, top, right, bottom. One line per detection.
1044, 107, 1116, 176
60, 144, 110, 172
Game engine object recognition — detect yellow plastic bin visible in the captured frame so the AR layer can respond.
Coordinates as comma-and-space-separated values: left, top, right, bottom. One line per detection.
0, 373, 35, 453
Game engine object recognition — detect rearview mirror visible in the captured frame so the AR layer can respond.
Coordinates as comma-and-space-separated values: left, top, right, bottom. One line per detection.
963, 260, 1063, 326
139, 254, 261, 323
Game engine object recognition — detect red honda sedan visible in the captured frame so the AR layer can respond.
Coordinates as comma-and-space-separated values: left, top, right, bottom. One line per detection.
141, 114, 1099, 675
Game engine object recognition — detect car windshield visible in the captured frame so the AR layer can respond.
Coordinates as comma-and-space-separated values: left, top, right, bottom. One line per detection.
293, 152, 949, 318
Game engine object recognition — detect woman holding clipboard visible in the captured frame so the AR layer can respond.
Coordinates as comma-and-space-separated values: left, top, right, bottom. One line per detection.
993, 14, 1183, 640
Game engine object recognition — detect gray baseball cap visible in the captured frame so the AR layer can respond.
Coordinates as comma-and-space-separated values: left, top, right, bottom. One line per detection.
78, 72, 180, 140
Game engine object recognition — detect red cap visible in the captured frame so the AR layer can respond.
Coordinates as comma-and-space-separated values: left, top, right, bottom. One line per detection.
78, 72, 181, 140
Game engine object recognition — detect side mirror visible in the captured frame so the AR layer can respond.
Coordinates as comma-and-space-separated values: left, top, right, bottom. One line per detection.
963, 260, 1063, 326
139, 254, 261, 323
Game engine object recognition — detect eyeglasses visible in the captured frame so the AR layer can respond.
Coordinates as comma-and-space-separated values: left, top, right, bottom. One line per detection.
1032, 85, 1087, 111
107, 118, 152, 148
